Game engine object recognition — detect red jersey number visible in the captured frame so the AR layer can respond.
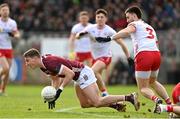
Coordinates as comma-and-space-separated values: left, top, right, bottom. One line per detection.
146, 27, 155, 39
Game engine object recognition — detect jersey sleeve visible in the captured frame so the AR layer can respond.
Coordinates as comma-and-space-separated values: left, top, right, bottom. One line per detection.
71, 25, 78, 34
11, 20, 18, 32
109, 27, 117, 36
128, 21, 137, 29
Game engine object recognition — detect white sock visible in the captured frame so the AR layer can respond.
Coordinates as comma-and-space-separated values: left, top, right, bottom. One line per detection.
159, 104, 167, 112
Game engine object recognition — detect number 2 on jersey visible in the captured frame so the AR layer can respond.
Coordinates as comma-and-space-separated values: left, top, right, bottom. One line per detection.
146, 27, 154, 39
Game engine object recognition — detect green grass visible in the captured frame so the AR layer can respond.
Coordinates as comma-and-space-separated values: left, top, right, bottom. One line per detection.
0, 84, 174, 118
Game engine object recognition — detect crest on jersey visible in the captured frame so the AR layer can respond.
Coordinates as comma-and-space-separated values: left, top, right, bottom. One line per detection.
83, 74, 88, 81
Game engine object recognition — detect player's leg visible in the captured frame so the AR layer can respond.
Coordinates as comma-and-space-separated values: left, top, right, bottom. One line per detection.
154, 104, 180, 116
91, 60, 107, 96
149, 75, 171, 104
77, 66, 139, 111
149, 51, 171, 104
82, 82, 140, 111
1, 58, 12, 93
0, 57, 10, 94
74, 83, 93, 108
84, 52, 93, 67
135, 51, 162, 104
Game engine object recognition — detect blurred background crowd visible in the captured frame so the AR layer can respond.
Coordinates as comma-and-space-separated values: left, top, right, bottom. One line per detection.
5, 0, 180, 31
0, 0, 179, 85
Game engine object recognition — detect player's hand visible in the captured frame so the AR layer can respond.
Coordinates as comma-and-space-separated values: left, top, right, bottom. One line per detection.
127, 57, 134, 67
8, 32, 14, 37
48, 100, 56, 109
79, 31, 88, 37
95, 37, 111, 43
68, 51, 76, 60
45, 89, 62, 109
54, 88, 62, 101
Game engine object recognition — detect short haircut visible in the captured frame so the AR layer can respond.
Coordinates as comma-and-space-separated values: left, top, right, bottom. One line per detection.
125, 6, 142, 19
79, 11, 89, 16
23, 48, 40, 58
95, 9, 107, 17
0, 3, 9, 9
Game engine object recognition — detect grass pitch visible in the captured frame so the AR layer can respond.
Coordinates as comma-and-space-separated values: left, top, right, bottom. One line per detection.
0, 84, 173, 118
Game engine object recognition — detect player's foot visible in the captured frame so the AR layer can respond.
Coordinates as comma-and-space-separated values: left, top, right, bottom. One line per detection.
156, 99, 163, 104
109, 102, 126, 112
153, 104, 162, 114
169, 112, 180, 119
127, 92, 140, 111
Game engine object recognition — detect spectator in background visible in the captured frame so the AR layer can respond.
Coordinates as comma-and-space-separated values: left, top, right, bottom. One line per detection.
1, 0, 179, 32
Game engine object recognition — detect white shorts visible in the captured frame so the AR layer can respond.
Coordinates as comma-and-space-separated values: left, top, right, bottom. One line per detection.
76, 66, 97, 89
135, 70, 159, 79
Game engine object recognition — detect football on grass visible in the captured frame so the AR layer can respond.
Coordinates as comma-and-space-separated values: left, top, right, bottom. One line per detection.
41, 86, 56, 102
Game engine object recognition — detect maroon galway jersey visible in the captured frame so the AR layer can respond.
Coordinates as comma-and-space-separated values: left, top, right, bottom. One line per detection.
40, 54, 84, 81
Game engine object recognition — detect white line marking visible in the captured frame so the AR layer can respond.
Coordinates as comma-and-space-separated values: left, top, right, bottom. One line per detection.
55, 106, 80, 112
55, 106, 120, 118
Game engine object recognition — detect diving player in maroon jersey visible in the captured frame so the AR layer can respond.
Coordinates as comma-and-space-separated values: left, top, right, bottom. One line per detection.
23, 48, 140, 111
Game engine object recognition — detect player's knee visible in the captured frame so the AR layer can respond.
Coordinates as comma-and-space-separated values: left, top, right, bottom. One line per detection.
80, 102, 91, 108
2, 65, 10, 74
80, 104, 88, 108
92, 101, 101, 108
140, 88, 147, 95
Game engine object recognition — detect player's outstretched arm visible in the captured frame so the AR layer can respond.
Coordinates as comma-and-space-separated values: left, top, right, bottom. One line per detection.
111, 25, 135, 40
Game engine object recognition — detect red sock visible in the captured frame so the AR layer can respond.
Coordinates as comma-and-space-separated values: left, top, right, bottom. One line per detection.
101, 88, 106, 92
151, 95, 158, 102
167, 105, 173, 112
165, 98, 172, 105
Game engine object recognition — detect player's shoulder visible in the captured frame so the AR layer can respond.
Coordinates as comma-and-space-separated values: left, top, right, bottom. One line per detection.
128, 20, 150, 29
72, 23, 81, 29
105, 24, 114, 30
8, 18, 17, 24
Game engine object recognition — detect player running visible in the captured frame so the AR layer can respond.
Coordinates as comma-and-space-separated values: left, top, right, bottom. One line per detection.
0, 3, 20, 95
23, 48, 140, 111
76, 9, 132, 97
68, 11, 92, 66
111, 6, 171, 105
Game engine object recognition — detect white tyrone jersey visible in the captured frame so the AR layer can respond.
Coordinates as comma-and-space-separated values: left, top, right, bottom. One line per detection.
129, 20, 159, 57
85, 24, 116, 59
0, 18, 18, 49
71, 23, 92, 52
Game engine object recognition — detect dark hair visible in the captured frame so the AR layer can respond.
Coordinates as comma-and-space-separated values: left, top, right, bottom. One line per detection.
95, 9, 107, 17
23, 48, 40, 58
125, 6, 142, 19
0, 3, 9, 9
79, 11, 89, 16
